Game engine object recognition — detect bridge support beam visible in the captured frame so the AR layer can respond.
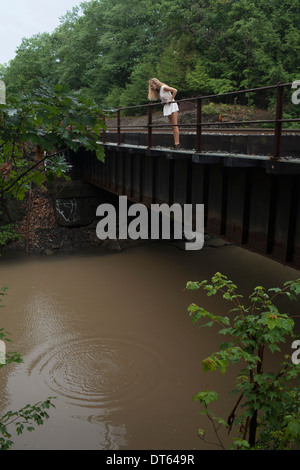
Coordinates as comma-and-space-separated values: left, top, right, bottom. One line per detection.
50, 180, 103, 227
66, 144, 300, 269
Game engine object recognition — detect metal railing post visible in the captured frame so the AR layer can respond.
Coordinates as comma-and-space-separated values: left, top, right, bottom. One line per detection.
273, 82, 284, 160
196, 96, 202, 153
147, 103, 152, 149
117, 108, 121, 146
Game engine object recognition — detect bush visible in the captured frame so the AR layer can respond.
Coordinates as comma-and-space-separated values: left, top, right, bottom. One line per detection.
186, 272, 300, 450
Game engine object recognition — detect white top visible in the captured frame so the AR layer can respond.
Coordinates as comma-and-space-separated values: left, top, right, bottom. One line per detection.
159, 85, 179, 117
159, 85, 172, 103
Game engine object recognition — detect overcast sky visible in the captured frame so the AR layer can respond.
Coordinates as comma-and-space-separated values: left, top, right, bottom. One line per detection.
0, 0, 83, 65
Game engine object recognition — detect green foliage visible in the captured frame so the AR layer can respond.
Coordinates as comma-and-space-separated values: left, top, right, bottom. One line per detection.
155, 36, 193, 93
0, 221, 21, 248
0, 287, 22, 368
186, 56, 236, 95
1, 0, 300, 106
0, 79, 105, 201
186, 272, 300, 450
107, 59, 156, 115
2, 33, 58, 96
0, 399, 56, 450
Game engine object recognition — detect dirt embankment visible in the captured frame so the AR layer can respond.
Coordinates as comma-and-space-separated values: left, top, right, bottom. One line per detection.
3, 184, 147, 256
2, 185, 99, 255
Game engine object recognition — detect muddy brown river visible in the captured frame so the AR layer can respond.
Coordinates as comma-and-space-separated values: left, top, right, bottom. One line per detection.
0, 240, 299, 450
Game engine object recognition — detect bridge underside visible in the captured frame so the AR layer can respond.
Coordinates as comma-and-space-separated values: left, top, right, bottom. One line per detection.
64, 139, 300, 269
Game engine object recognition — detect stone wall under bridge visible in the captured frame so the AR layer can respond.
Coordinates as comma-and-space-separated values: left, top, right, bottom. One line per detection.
54, 144, 300, 270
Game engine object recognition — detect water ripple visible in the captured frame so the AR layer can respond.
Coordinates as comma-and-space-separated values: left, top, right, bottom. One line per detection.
27, 336, 160, 410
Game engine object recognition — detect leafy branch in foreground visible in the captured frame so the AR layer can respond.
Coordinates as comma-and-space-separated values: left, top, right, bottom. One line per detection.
0, 79, 106, 249
0, 79, 106, 202
186, 272, 300, 450
0, 399, 56, 450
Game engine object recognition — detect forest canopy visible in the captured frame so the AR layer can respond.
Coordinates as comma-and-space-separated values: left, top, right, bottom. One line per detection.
1, 0, 300, 109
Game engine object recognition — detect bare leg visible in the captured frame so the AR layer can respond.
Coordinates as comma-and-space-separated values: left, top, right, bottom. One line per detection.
168, 112, 180, 146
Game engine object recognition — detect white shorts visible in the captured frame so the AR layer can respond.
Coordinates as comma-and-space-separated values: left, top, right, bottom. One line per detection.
163, 101, 179, 117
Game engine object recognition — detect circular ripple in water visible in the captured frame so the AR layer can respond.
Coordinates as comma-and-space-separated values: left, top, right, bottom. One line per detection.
29, 336, 160, 409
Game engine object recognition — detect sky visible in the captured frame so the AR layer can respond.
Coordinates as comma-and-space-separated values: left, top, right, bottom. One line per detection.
0, 0, 83, 65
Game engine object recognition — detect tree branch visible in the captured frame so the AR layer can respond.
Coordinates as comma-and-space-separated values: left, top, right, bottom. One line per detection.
2, 147, 70, 194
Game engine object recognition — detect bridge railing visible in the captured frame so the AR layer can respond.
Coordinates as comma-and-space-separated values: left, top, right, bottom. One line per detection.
102, 82, 300, 160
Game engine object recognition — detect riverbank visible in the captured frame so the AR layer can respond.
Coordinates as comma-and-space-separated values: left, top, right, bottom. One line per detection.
2, 185, 145, 256
2, 184, 230, 257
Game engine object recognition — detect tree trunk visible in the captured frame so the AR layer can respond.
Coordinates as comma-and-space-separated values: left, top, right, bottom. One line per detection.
248, 409, 258, 447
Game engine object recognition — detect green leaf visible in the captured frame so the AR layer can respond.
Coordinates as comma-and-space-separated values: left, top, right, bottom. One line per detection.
193, 390, 219, 407
286, 418, 300, 437
202, 357, 220, 372
185, 281, 200, 290
231, 438, 250, 449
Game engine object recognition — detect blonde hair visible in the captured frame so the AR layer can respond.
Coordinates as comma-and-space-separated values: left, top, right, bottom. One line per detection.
148, 78, 165, 101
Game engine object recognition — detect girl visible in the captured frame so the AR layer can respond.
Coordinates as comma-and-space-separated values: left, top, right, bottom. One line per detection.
148, 78, 180, 148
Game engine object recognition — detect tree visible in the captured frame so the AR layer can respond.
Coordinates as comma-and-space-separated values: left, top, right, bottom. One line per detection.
117, 59, 156, 112
0, 79, 105, 203
3, 33, 59, 97
0, 79, 105, 247
89, 0, 159, 99
2, 0, 300, 108
186, 272, 300, 450
53, 3, 102, 96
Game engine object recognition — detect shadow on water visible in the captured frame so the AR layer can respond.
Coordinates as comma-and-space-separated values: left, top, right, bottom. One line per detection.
0, 240, 299, 450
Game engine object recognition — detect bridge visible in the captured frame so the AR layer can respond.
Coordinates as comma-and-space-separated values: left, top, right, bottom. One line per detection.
52, 82, 300, 269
